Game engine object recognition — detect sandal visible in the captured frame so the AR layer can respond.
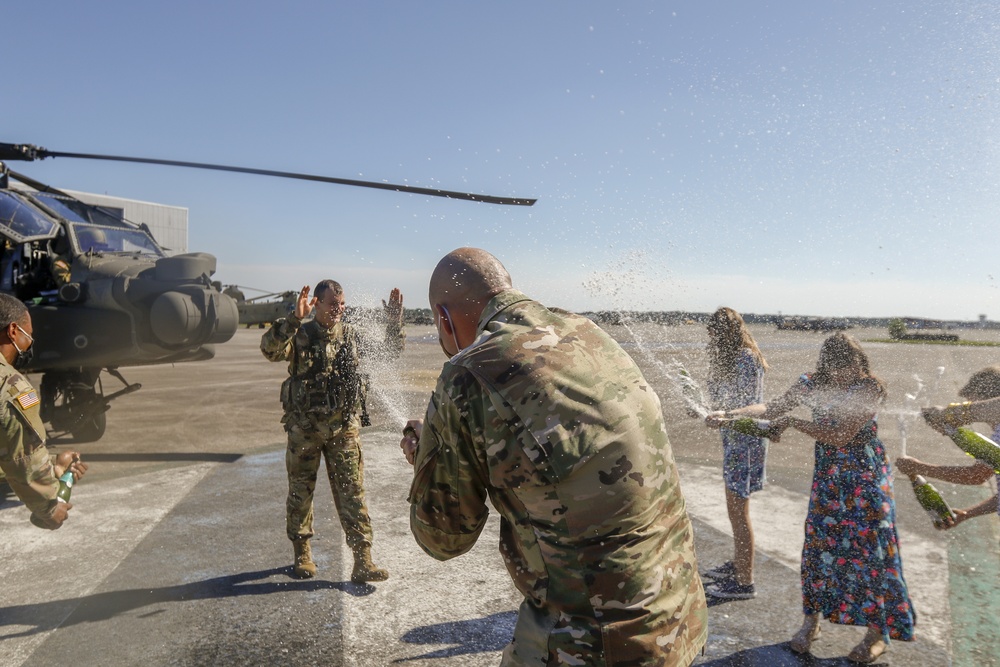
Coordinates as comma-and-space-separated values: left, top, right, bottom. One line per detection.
847, 637, 887, 664
789, 620, 821, 655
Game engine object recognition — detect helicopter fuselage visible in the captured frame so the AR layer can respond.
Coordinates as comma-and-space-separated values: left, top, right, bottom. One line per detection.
0, 177, 238, 441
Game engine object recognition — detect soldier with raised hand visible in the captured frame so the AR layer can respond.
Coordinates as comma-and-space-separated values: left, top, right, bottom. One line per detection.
262, 280, 403, 582
0, 293, 87, 529
400, 248, 707, 666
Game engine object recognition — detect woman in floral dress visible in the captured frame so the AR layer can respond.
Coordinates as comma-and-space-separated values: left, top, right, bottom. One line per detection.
713, 332, 915, 663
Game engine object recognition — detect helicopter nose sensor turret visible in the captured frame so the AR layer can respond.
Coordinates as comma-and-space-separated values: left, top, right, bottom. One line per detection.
149, 279, 239, 347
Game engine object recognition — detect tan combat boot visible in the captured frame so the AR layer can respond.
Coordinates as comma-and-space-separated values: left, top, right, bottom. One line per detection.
351, 546, 389, 583
292, 538, 317, 579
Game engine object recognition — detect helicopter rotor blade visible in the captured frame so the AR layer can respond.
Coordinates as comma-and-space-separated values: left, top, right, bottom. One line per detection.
0, 142, 536, 206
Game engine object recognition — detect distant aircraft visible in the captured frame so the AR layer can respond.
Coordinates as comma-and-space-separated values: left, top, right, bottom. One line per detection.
223, 286, 297, 328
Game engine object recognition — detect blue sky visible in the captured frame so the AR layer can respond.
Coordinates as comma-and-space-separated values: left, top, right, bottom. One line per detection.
4, 1, 999, 319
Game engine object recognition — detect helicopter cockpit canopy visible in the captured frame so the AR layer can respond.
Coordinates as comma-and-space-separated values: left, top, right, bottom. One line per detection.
70, 222, 162, 256
24, 192, 163, 257
0, 190, 60, 243
33, 192, 122, 227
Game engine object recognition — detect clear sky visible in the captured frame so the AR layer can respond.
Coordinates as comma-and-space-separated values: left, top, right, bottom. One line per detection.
4, 1, 999, 319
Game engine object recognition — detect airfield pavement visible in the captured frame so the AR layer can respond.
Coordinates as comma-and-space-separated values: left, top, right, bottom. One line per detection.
2, 323, 998, 666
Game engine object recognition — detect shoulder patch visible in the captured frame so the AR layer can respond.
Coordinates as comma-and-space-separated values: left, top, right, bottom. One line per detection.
16, 391, 39, 410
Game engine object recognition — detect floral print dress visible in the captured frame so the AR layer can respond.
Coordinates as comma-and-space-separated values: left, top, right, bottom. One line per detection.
796, 373, 916, 642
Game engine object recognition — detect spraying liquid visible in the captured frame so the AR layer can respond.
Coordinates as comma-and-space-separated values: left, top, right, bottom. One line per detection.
895, 366, 946, 458
350, 298, 416, 431
618, 319, 710, 417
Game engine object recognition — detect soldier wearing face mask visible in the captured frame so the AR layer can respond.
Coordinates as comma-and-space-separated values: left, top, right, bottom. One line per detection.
0, 293, 87, 529
400, 248, 707, 666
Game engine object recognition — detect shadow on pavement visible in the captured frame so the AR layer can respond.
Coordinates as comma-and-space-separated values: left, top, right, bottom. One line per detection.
60, 452, 245, 463
0, 566, 373, 639
393, 610, 517, 662
696, 643, 889, 666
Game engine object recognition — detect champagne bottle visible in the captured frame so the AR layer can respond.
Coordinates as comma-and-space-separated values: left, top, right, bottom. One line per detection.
726, 417, 773, 439
56, 469, 75, 503
909, 474, 956, 527
945, 426, 1000, 473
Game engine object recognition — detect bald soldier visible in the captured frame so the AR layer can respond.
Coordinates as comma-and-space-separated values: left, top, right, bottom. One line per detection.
0, 293, 87, 528
400, 248, 707, 666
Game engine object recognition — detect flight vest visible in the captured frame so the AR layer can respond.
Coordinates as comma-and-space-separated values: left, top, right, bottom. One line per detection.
280, 321, 370, 425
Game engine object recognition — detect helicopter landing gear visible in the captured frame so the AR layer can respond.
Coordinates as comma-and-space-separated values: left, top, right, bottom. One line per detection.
39, 368, 141, 443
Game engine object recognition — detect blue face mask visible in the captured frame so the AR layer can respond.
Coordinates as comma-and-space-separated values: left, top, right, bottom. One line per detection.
436, 305, 462, 359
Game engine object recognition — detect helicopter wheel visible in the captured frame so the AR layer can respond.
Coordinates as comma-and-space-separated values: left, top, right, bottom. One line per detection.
69, 409, 107, 442
39, 372, 109, 443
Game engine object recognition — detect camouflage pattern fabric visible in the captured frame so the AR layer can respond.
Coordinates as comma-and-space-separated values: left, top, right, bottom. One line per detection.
0, 357, 59, 519
409, 289, 708, 666
285, 419, 373, 546
262, 318, 368, 428
262, 312, 403, 545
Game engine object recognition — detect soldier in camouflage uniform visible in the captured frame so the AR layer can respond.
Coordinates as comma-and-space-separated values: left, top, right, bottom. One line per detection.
0, 293, 87, 529
262, 280, 404, 582
400, 248, 707, 666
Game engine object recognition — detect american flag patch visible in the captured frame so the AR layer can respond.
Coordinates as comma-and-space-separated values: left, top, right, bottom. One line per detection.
16, 391, 39, 410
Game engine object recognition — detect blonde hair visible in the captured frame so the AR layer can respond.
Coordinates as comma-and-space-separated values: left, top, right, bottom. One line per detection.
707, 307, 768, 382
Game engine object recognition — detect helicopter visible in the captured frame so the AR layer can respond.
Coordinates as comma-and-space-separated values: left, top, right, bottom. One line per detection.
223, 286, 298, 329
0, 141, 535, 442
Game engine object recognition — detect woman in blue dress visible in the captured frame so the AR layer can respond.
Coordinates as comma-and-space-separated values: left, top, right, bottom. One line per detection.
714, 333, 915, 663
700, 307, 769, 600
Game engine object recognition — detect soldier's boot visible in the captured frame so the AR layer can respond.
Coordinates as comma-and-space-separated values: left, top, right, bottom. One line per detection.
351, 546, 389, 583
292, 538, 317, 579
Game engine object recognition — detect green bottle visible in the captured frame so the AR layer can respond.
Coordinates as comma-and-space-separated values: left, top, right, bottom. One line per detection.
909, 474, 956, 527
945, 426, 1000, 473
56, 469, 75, 503
726, 417, 773, 439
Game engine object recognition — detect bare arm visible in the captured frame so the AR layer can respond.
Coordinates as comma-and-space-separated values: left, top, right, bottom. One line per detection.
776, 382, 880, 447
705, 382, 802, 433
896, 456, 994, 485
942, 493, 999, 530
923, 396, 1000, 433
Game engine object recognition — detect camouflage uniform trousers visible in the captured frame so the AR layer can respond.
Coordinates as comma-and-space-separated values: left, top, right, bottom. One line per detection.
285, 417, 375, 551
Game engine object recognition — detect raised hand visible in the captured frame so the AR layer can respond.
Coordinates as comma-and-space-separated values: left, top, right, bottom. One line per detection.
295, 285, 317, 320
383, 288, 404, 325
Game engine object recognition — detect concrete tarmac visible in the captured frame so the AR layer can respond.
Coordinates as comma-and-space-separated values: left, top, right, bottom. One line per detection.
2, 325, 998, 666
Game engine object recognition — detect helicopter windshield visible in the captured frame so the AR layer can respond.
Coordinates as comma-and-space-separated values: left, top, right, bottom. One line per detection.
0, 191, 60, 242
34, 193, 125, 227
70, 223, 163, 256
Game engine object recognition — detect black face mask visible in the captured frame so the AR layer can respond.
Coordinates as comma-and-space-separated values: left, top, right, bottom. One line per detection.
12, 342, 32, 371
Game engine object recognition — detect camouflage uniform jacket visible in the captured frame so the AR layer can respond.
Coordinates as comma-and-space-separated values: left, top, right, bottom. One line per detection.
409, 290, 707, 666
261, 314, 404, 430
0, 356, 59, 518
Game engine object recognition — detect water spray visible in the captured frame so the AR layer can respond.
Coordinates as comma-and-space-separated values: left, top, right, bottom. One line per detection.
617, 318, 710, 418
895, 367, 946, 458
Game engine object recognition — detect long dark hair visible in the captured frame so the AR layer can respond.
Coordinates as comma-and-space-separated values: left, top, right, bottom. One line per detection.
813, 332, 886, 399
707, 307, 768, 382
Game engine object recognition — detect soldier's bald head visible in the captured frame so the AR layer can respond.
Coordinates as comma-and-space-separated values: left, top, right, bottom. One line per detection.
429, 248, 512, 315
